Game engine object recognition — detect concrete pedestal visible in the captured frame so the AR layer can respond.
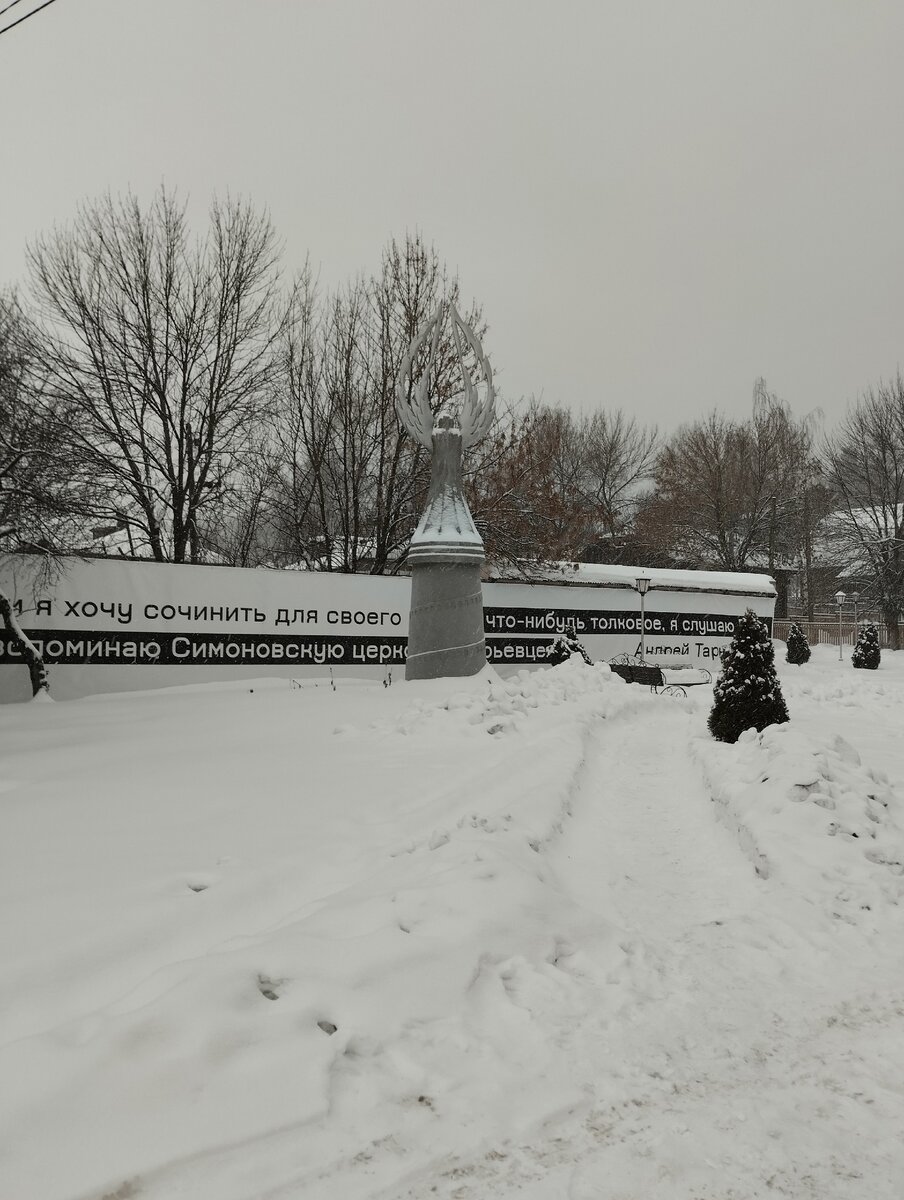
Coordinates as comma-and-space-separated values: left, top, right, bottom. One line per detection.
405, 560, 486, 680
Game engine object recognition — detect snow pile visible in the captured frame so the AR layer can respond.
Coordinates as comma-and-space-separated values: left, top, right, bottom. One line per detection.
368, 660, 660, 853
372, 658, 637, 744
782, 671, 896, 709
693, 722, 904, 921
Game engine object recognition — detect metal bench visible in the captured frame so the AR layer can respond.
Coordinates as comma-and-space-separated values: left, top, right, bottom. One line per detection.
608, 658, 712, 698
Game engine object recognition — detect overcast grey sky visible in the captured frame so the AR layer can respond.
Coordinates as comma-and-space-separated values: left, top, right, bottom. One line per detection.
2, 0, 903, 432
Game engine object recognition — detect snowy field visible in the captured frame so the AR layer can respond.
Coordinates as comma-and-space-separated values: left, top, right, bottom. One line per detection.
2, 645, 903, 1200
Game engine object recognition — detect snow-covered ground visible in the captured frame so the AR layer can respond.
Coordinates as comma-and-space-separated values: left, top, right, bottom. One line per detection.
2, 645, 903, 1200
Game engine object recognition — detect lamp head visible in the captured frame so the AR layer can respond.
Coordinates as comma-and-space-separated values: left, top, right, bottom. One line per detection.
834, 590, 846, 606
635, 575, 651, 596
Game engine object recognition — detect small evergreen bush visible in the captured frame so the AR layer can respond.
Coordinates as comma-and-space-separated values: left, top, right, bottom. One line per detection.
785, 622, 811, 665
708, 609, 789, 744
852, 623, 881, 670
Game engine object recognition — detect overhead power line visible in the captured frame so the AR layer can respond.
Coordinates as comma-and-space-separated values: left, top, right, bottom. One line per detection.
0, 0, 29, 20
0, 0, 62, 39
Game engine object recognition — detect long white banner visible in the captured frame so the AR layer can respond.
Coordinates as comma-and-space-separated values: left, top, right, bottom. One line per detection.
0, 556, 775, 701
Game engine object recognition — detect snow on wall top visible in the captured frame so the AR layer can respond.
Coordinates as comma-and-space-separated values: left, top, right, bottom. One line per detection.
488, 561, 776, 597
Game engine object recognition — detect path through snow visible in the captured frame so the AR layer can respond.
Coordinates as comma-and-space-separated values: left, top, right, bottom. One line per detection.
555, 701, 764, 936
390, 699, 904, 1199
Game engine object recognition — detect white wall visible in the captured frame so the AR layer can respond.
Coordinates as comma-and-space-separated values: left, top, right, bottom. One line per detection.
0, 556, 776, 702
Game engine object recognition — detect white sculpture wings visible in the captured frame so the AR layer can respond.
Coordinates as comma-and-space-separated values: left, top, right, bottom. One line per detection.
395, 303, 495, 451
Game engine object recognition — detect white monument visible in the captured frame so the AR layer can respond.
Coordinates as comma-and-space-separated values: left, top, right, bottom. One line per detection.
395, 304, 495, 680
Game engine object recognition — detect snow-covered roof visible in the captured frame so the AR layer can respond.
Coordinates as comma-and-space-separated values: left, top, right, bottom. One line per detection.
487, 560, 776, 597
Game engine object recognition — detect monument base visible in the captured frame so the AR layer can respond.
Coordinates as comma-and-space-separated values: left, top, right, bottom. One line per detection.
405, 561, 486, 680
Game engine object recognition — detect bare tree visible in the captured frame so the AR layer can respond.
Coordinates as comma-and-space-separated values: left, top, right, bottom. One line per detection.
268, 236, 485, 573
468, 402, 657, 568
822, 375, 904, 649
27, 187, 285, 563
2, 297, 55, 543
0, 293, 83, 696
579, 409, 659, 537
467, 402, 585, 566
195, 438, 283, 567
368, 236, 480, 574
268, 272, 390, 570
481, 402, 593, 562
639, 389, 814, 573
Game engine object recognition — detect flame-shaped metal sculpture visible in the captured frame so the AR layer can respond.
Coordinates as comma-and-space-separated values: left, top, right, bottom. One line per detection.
396, 303, 495, 680
397, 304, 495, 451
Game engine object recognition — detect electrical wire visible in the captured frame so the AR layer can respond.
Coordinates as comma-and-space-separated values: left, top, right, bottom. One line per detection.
0, 0, 63, 39
0, 0, 29, 20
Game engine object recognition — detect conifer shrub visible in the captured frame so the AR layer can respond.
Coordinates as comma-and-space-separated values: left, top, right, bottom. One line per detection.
708, 609, 789, 743
785, 621, 811, 665
851, 623, 881, 670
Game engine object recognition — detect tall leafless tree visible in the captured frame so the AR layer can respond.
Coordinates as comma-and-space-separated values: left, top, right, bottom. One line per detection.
27, 187, 285, 563
268, 236, 486, 573
822, 375, 904, 649
469, 402, 658, 567
0, 293, 84, 696
639, 387, 815, 574
577, 409, 659, 538
465, 406, 579, 566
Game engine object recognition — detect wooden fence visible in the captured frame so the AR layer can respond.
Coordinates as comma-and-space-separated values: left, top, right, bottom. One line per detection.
773, 619, 893, 649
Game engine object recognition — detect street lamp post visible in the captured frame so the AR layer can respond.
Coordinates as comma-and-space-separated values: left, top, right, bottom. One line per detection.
834, 589, 846, 662
635, 575, 651, 664
851, 591, 859, 641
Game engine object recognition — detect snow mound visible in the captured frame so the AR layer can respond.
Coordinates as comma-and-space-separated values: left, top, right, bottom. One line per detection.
781, 674, 895, 709
369, 657, 629, 741
692, 723, 904, 922
346, 658, 650, 858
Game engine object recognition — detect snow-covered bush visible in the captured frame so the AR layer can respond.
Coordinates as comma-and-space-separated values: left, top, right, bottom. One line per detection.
547, 627, 593, 666
708, 608, 789, 744
852, 622, 881, 670
785, 621, 811, 665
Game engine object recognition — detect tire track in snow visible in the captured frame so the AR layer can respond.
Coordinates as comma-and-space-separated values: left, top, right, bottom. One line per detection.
116, 697, 904, 1200
383, 702, 904, 1200
550, 701, 765, 937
